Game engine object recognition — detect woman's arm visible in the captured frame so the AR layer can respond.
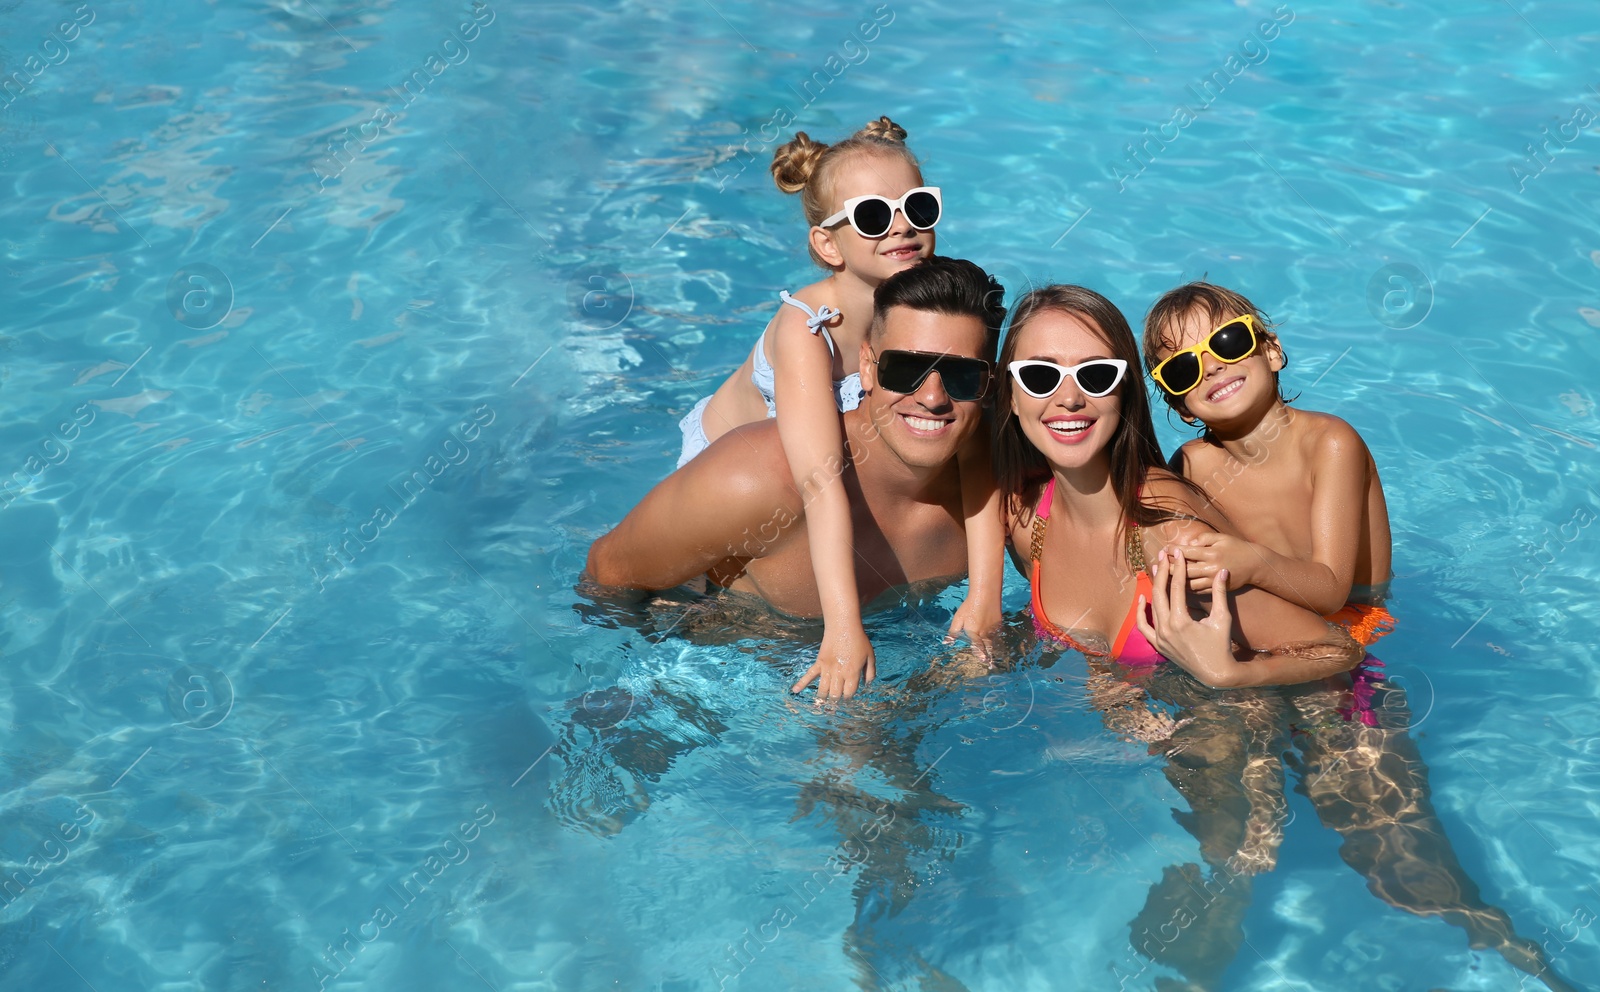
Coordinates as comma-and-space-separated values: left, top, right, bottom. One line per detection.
1002, 493, 1034, 578
768, 306, 875, 699
1137, 550, 1362, 688
1131, 479, 1363, 688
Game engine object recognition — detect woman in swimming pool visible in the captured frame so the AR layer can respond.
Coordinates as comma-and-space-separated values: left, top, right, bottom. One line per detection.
993, 286, 1573, 991
994, 284, 1363, 684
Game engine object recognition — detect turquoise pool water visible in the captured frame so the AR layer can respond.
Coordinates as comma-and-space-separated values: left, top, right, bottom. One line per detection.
3, 0, 1599, 988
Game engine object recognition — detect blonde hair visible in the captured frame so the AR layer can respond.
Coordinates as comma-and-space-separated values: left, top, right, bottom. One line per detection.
769, 116, 919, 267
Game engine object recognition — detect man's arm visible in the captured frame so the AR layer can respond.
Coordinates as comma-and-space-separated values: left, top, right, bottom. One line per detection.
585, 422, 801, 590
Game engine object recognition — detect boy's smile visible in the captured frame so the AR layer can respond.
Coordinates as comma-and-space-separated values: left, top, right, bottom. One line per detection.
1202, 373, 1248, 404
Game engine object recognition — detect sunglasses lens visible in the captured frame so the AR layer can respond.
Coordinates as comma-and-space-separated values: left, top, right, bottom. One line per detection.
938, 361, 986, 401
1158, 354, 1201, 395
1074, 361, 1123, 396
1212, 319, 1255, 361
1016, 363, 1064, 397
877, 352, 930, 393
903, 190, 940, 229
880, 353, 987, 399
850, 198, 894, 238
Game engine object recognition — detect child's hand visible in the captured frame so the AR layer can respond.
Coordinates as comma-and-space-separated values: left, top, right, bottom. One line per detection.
792, 621, 876, 699
1166, 532, 1260, 592
945, 594, 1000, 661
1136, 549, 1252, 689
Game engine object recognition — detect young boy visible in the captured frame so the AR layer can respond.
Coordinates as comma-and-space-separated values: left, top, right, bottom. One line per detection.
1141, 282, 1394, 667
1137, 285, 1588, 992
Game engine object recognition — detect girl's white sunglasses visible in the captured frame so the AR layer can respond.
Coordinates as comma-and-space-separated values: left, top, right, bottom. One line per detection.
820, 186, 942, 238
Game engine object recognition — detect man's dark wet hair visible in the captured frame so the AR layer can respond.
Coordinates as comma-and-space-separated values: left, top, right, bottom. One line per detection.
869, 256, 1007, 359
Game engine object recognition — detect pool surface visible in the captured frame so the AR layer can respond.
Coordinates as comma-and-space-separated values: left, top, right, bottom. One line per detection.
3, 0, 1600, 989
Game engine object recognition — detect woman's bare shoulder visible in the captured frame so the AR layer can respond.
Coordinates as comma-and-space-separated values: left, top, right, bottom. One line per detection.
1004, 478, 1050, 539
1141, 467, 1202, 507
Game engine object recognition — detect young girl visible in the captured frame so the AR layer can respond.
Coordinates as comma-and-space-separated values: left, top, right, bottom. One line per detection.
678, 117, 1005, 699
1142, 282, 1395, 663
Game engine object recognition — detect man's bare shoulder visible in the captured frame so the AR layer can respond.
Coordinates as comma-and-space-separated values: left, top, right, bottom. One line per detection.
689, 419, 802, 507
584, 420, 801, 590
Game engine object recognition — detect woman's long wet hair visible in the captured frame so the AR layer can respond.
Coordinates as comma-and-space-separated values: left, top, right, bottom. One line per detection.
994, 285, 1197, 532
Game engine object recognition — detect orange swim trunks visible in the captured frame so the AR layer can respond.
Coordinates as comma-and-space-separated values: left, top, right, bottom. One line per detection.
1323, 602, 1395, 726
1324, 602, 1396, 648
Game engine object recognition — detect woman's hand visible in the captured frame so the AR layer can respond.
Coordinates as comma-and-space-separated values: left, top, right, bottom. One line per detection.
1165, 532, 1261, 592
792, 620, 877, 699
1136, 548, 1254, 689
945, 592, 1000, 661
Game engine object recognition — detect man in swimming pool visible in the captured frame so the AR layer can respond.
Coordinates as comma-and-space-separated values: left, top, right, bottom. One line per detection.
585, 256, 1005, 698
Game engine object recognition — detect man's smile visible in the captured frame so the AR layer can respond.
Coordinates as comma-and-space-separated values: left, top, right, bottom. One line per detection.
900, 412, 954, 435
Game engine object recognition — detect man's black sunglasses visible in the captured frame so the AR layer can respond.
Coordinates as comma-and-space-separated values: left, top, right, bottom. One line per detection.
870, 349, 992, 401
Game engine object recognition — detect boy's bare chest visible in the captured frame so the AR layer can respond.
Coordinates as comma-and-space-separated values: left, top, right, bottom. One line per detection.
1188, 446, 1315, 550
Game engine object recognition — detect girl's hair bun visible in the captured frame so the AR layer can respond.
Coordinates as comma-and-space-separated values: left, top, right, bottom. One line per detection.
770, 131, 829, 194
768, 115, 923, 267
857, 115, 907, 143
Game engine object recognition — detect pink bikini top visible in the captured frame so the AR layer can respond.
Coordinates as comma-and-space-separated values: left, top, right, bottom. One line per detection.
1028, 478, 1166, 666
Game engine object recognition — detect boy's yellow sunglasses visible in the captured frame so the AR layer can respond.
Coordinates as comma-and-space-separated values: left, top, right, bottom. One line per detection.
1150, 314, 1260, 397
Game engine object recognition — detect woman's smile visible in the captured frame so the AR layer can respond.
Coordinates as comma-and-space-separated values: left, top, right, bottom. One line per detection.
1043, 414, 1096, 444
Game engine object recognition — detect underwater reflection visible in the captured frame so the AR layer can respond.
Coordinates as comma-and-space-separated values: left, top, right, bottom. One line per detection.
1080, 648, 1582, 992
560, 580, 998, 987
557, 583, 1583, 990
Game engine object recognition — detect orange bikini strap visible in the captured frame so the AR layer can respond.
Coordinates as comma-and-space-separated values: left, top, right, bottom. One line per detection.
1030, 479, 1055, 564
1126, 483, 1146, 573
1033, 479, 1146, 572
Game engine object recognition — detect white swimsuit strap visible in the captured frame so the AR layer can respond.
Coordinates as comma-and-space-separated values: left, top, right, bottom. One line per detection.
777, 290, 841, 357
778, 290, 841, 333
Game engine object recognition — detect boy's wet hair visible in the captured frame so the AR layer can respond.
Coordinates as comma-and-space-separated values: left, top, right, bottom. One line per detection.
1141, 281, 1290, 420
869, 255, 1006, 359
